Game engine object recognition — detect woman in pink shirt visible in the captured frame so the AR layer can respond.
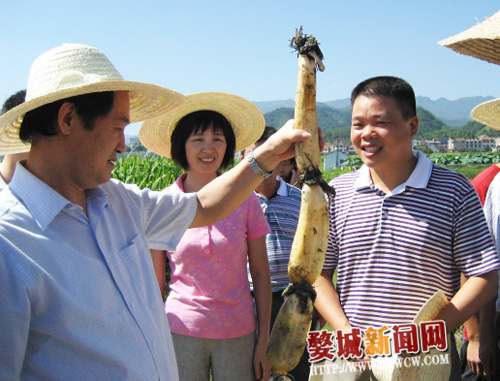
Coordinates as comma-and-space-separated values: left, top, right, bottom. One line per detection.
141, 92, 272, 381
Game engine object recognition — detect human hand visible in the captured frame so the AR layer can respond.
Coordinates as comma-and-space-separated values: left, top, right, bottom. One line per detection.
253, 338, 271, 380
253, 120, 310, 172
468, 337, 495, 377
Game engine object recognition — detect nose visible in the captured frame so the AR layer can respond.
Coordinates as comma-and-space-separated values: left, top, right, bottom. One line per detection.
116, 131, 126, 154
201, 139, 215, 152
360, 124, 376, 139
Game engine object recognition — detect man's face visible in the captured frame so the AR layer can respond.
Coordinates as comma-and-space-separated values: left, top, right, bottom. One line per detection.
350, 95, 418, 173
279, 159, 295, 179
70, 91, 130, 189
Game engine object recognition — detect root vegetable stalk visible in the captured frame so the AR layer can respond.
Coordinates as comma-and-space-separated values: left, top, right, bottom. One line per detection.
267, 27, 332, 379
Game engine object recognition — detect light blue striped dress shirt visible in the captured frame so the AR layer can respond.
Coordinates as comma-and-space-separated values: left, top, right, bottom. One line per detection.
0, 163, 197, 380
250, 177, 301, 292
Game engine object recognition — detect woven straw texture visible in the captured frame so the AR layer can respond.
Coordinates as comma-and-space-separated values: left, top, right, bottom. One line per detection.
471, 98, 500, 130
439, 10, 500, 65
0, 43, 185, 154
139, 92, 265, 158
371, 290, 451, 381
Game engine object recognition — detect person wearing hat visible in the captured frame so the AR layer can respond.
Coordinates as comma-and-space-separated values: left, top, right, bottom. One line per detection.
0, 89, 28, 189
141, 92, 272, 381
468, 99, 500, 381
440, 15, 500, 379
0, 44, 309, 380
310, 76, 500, 381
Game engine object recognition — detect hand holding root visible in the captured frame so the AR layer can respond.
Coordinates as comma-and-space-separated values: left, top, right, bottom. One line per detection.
267, 27, 329, 379
252, 119, 310, 173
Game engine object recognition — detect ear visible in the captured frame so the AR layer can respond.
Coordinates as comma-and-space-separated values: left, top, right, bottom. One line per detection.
57, 102, 78, 136
409, 116, 419, 138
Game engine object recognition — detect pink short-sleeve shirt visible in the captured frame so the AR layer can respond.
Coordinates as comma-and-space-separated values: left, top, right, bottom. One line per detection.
165, 174, 270, 339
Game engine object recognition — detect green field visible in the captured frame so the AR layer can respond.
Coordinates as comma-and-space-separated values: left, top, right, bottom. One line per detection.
112, 152, 499, 188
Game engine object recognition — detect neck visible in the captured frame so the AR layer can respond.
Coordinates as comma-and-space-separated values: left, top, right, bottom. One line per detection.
369, 154, 418, 194
25, 145, 88, 214
256, 175, 280, 199
182, 171, 218, 193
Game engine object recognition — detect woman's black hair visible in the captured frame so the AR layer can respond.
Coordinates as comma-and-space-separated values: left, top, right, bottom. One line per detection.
170, 110, 236, 171
19, 91, 115, 143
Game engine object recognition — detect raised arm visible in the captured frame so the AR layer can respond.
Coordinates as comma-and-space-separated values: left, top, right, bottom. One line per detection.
191, 120, 310, 228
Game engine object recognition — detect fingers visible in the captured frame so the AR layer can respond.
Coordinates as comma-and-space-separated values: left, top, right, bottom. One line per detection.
254, 360, 271, 380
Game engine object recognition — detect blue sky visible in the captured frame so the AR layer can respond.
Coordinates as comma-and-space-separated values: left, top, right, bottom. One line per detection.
2, 1, 500, 135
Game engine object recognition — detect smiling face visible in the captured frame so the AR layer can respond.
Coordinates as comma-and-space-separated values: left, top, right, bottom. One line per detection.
185, 124, 227, 176
351, 95, 418, 174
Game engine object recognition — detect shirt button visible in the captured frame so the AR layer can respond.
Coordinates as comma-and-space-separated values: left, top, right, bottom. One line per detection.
109, 263, 115, 270
382, 212, 389, 219
131, 302, 136, 308
152, 341, 157, 347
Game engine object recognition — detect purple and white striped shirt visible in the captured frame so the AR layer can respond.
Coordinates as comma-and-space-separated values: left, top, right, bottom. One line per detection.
324, 151, 500, 330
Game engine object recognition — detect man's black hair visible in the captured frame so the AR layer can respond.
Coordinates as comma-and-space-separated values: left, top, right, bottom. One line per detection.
19, 92, 115, 143
256, 126, 277, 143
2, 90, 26, 115
351, 76, 416, 120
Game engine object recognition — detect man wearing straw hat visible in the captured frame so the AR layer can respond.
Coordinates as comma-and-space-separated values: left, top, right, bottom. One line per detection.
440, 13, 500, 380
0, 43, 309, 380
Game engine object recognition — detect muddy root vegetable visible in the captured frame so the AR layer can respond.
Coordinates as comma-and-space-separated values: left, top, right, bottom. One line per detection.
267, 282, 316, 377
289, 27, 331, 286
267, 27, 333, 379
288, 183, 328, 284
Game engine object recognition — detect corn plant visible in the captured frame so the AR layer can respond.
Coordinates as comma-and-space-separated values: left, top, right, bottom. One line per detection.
112, 153, 183, 190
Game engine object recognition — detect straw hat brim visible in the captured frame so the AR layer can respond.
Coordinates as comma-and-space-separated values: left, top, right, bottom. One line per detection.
371, 290, 451, 381
439, 11, 500, 65
471, 98, 500, 130
139, 92, 265, 158
0, 81, 185, 154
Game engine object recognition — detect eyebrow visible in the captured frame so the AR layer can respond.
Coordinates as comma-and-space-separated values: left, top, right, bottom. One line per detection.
119, 116, 130, 124
352, 114, 391, 120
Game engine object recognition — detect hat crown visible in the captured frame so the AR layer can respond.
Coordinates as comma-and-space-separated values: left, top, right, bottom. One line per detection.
26, 43, 124, 101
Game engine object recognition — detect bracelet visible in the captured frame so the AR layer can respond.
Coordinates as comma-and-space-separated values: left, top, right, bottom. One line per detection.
247, 150, 273, 179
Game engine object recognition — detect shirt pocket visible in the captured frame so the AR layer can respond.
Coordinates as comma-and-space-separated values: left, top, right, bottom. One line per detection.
117, 236, 153, 293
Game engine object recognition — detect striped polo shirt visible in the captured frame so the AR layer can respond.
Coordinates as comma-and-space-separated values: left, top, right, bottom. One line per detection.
249, 177, 302, 292
324, 150, 500, 330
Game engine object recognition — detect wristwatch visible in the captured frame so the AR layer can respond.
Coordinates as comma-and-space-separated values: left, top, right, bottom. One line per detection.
247, 150, 273, 179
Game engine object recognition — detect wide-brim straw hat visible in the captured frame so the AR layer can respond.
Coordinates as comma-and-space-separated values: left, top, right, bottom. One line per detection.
471, 99, 500, 130
0, 43, 185, 154
139, 92, 265, 158
439, 10, 500, 65
371, 290, 452, 381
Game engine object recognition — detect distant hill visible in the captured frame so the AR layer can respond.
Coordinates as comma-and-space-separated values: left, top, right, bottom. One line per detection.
264, 104, 468, 142
252, 100, 295, 114
255, 95, 495, 128
264, 104, 351, 132
415, 107, 448, 137
416, 96, 494, 127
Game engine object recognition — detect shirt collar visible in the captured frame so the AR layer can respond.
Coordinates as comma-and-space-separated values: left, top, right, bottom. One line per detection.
9, 161, 108, 230
174, 173, 188, 192
353, 150, 433, 193
276, 176, 289, 197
